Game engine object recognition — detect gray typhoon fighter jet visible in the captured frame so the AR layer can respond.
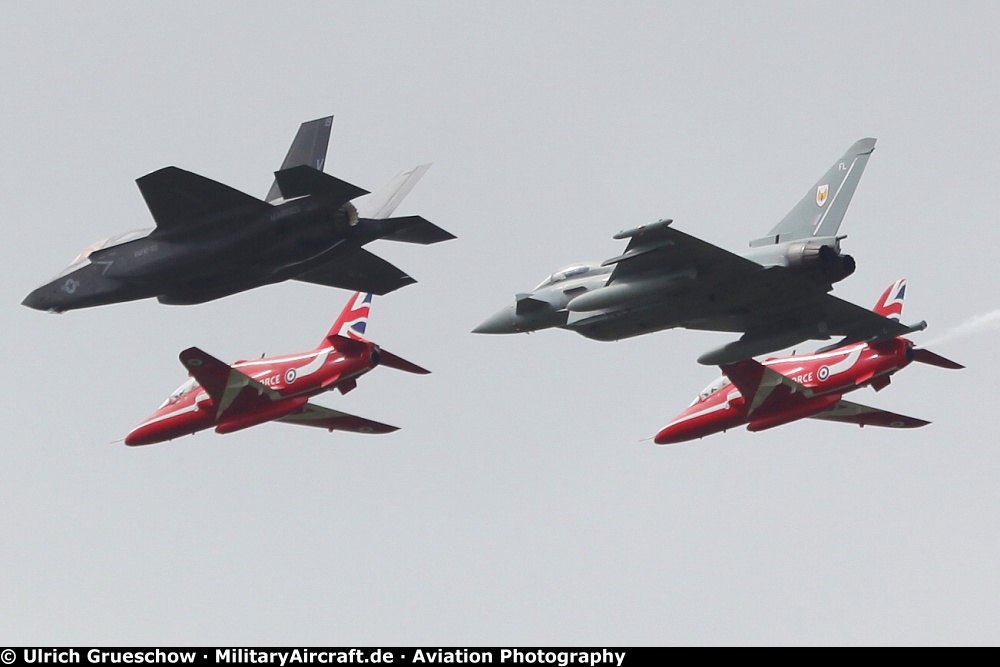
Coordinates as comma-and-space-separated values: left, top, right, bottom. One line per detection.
22, 116, 454, 313
474, 138, 923, 364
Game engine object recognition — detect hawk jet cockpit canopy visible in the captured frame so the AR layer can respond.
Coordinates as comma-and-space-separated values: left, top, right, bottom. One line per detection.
160, 377, 198, 409
692, 376, 732, 406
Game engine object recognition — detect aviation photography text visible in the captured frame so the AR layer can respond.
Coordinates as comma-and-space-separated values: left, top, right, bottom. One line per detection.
10, 649, 628, 667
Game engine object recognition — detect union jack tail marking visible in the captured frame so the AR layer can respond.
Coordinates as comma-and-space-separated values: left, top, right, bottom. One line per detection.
872, 279, 906, 321
323, 292, 373, 345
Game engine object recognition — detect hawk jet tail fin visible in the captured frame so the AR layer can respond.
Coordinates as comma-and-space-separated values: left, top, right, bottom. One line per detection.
872, 278, 907, 320
266, 116, 334, 203
323, 292, 372, 344
750, 137, 876, 247
318, 292, 431, 375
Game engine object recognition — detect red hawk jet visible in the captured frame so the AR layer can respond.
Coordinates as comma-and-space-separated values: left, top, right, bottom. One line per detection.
654, 279, 962, 445
125, 292, 427, 446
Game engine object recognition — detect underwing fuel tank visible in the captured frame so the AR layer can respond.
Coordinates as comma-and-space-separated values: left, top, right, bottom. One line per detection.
697, 327, 828, 366
565, 269, 697, 313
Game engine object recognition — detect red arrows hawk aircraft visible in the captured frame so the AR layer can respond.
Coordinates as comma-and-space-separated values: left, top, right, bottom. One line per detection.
654, 279, 962, 445
125, 292, 428, 446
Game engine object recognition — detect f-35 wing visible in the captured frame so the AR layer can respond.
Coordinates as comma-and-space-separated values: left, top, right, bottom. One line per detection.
276, 402, 399, 434
605, 218, 762, 284
293, 248, 416, 295
809, 400, 930, 428
137, 167, 271, 233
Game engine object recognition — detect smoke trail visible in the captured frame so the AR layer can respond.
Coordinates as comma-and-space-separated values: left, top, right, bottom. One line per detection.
919, 309, 1000, 348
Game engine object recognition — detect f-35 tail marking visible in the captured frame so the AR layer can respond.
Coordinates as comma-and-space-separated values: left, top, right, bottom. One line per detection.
750, 138, 876, 247
266, 115, 334, 203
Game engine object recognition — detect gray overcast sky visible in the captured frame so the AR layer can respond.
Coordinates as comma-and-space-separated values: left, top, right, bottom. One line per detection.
3, 2, 998, 645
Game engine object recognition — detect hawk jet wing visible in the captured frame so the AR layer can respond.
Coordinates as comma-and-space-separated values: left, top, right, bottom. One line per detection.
136, 167, 271, 233
809, 400, 930, 428
178, 346, 314, 434
293, 248, 416, 295
178, 346, 280, 419
276, 402, 399, 434
721, 358, 818, 416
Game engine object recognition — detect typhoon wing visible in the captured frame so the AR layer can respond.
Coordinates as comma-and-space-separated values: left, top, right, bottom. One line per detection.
604, 218, 763, 285
694, 290, 924, 365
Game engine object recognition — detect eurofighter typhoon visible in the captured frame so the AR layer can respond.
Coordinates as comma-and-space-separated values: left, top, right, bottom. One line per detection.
22, 116, 454, 312
474, 139, 918, 364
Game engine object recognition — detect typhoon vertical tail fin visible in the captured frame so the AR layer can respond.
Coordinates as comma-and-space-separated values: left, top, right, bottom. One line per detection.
872, 278, 906, 320
266, 116, 334, 203
750, 138, 877, 247
321, 292, 373, 346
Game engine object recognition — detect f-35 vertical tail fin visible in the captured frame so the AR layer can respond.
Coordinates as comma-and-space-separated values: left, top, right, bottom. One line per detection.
749, 138, 876, 247
266, 115, 334, 203
355, 164, 431, 219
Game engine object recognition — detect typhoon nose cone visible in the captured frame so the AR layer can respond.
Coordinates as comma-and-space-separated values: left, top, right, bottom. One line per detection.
472, 305, 520, 334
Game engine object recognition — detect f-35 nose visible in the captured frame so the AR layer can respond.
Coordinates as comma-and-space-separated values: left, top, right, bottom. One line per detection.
472, 304, 521, 334
21, 287, 56, 312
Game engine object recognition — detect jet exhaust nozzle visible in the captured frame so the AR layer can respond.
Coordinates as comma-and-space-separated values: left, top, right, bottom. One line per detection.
785, 241, 856, 283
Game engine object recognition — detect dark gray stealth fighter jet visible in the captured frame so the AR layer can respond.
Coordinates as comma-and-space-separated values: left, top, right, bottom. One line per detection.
22, 116, 454, 313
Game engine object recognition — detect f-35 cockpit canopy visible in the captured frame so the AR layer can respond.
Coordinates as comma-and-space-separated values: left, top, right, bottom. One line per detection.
56, 228, 153, 279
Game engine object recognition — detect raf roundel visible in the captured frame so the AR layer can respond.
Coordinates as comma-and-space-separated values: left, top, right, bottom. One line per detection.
187, 358, 203, 367
817, 365, 830, 381
284, 368, 297, 384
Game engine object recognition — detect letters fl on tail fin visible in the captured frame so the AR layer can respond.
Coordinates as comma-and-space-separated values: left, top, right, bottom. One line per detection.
872, 279, 906, 321
750, 138, 877, 247
322, 292, 373, 345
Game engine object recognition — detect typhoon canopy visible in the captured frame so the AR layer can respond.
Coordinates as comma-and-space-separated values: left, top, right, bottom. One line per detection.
22, 116, 454, 313
474, 138, 915, 364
